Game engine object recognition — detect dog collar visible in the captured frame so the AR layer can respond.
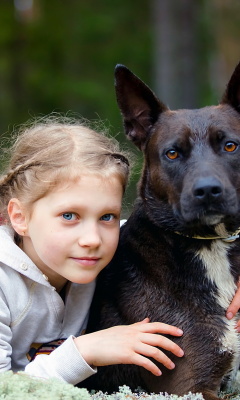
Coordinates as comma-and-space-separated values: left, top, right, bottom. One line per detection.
174, 228, 240, 243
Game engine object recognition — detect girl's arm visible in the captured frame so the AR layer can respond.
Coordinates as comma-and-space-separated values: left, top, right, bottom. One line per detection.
1, 281, 184, 385
226, 279, 240, 331
74, 318, 184, 377
25, 319, 183, 384
0, 294, 12, 371
25, 336, 97, 384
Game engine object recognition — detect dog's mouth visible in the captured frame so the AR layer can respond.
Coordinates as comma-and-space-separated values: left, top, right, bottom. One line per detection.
180, 215, 224, 231
179, 200, 238, 226
174, 204, 233, 229
171, 206, 240, 241
197, 213, 224, 226
177, 204, 225, 225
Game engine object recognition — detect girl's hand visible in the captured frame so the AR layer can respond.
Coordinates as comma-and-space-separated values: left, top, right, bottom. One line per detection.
74, 318, 184, 376
226, 279, 240, 332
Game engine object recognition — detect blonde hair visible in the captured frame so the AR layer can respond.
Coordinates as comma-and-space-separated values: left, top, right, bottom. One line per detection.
0, 115, 130, 224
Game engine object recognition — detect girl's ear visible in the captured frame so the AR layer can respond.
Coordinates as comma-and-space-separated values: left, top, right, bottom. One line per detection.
8, 198, 28, 236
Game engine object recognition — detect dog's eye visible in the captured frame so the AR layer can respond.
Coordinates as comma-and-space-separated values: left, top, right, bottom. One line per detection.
166, 150, 179, 160
224, 141, 238, 152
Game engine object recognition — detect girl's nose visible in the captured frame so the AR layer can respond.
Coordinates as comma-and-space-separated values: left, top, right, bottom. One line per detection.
78, 222, 101, 248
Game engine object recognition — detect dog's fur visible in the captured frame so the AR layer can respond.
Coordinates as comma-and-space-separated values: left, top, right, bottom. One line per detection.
83, 62, 240, 400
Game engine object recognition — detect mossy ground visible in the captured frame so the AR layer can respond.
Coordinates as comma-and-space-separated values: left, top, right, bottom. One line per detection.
1, 371, 240, 400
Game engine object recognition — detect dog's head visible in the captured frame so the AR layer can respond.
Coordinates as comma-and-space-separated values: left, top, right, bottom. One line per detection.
115, 62, 240, 235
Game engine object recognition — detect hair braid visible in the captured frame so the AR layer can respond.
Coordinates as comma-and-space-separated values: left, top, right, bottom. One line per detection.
0, 160, 41, 187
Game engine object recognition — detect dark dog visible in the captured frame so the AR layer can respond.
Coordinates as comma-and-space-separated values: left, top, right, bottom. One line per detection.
83, 62, 240, 400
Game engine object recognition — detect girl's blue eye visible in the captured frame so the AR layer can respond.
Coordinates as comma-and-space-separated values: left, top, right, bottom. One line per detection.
62, 213, 77, 221
100, 214, 114, 222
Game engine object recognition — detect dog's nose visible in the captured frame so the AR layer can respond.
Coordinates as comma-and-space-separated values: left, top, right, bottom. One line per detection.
193, 177, 222, 202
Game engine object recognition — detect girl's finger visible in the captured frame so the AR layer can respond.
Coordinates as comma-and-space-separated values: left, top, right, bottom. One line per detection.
227, 294, 240, 319
140, 333, 184, 358
134, 342, 176, 370
133, 318, 150, 325
227, 279, 240, 319
135, 321, 183, 336
129, 352, 162, 376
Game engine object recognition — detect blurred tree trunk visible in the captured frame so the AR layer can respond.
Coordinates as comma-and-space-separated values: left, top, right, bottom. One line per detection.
151, 0, 206, 109
211, 0, 240, 94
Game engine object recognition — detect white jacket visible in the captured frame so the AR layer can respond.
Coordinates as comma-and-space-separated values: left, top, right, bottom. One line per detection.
0, 225, 97, 384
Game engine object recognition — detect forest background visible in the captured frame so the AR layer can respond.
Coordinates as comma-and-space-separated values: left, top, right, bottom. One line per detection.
0, 0, 240, 216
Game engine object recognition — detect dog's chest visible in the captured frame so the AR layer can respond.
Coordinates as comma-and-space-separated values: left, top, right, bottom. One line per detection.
197, 240, 239, 361
197, 240, 236, 309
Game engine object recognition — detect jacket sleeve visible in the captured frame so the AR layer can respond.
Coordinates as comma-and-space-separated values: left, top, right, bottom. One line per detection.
24, 335, 97, 385
0, 291, 12, 371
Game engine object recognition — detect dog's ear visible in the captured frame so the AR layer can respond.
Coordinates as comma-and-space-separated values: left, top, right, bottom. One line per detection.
221, 61, 240, 111
115, 65, 168, 150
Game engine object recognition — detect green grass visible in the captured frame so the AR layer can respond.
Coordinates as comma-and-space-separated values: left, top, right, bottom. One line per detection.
1, 371, 240, 400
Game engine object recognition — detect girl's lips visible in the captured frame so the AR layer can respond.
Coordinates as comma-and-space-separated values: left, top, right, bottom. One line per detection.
71, 257, 100, 266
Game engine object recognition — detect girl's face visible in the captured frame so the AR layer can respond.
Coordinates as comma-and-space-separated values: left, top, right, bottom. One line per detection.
19, 174, 123, 291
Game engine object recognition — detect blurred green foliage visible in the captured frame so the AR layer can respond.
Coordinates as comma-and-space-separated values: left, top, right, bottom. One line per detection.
0, 1, 151, 135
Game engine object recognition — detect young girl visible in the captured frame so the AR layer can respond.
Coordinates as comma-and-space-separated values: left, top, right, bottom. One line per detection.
0, 116, 185, 385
